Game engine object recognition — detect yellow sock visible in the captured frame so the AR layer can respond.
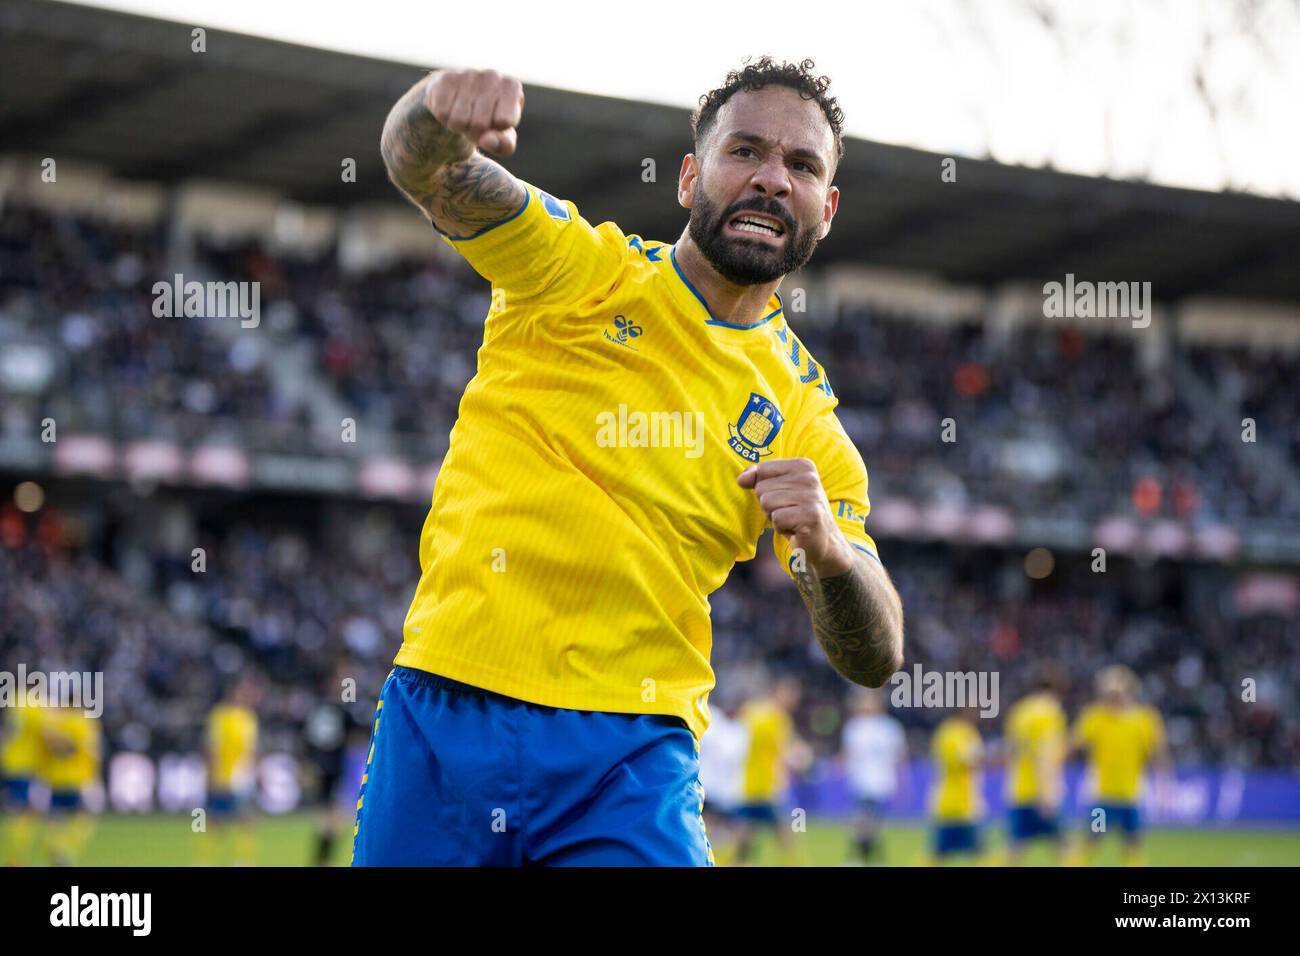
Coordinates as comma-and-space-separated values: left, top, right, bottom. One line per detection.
46, 819, 76, 865
66, 814, 94, 862
3, 812, 39, 866
1073, 839, 1100, 867
195, 827, 221, 867
780, 839, 808, 868
233, 827, 256, 866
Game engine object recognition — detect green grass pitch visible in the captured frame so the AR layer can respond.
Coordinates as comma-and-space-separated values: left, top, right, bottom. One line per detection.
9, 813, 1300, 866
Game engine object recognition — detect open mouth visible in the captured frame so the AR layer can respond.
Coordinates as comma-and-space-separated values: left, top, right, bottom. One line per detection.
726, 212, 787, 242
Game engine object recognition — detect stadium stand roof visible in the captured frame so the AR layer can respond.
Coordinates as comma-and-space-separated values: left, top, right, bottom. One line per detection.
4, 0, 1300, 303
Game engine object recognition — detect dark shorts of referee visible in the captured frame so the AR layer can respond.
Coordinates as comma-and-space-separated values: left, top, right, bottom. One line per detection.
351, 667, 714, 866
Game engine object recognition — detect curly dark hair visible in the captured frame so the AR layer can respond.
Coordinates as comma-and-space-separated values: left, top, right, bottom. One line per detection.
691, 56, 846, 174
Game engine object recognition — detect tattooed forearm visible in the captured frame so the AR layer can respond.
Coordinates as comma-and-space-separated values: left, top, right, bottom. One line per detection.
794, 554, 904, 687
379, 77, 524, 231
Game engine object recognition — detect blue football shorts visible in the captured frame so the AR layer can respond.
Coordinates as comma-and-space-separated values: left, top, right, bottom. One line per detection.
208, 790, 250, 819
933, 822, 981, 856
351, 667, 714, 866
1091, 803, 1142, 837
1008, 804, 1061, 841
47, 789, 83, 815
2, 777, 33, 809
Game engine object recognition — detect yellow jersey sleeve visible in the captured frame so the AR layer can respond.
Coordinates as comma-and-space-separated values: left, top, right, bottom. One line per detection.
436, 179, 626, 306
741, 703, 793, 801
0, 707, 44, 775
772, 404, 878, 574
934, 721, 978, 767
1145, 707, 1165, 757
1072, 706, 1098, 749
1044, 706, 1067, 760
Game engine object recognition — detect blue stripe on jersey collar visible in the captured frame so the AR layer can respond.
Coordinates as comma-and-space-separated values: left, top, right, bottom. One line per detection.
668, 245, 783, 330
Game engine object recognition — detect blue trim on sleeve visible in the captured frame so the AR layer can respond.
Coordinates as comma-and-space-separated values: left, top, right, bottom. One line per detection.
786, 542, 882, 573
431, 185, 531, 241
852, 543, 882, 564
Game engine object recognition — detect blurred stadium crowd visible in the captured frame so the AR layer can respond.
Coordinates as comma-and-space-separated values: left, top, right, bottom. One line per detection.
4, 199, 1299, 521
1, 198, 1298, 781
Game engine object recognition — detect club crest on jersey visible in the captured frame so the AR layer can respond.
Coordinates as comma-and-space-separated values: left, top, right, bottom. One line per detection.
728, 393, 784, 461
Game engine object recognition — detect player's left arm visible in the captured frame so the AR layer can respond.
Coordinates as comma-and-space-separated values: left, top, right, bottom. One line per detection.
738, 456, 903, 687
1037, 732, 1066, 810
1148, 709, 1173, 779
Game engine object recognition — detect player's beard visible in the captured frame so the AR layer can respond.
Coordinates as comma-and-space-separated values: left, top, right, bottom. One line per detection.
687, 181, 821, 285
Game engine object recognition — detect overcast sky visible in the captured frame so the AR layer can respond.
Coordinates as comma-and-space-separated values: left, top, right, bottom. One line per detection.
79, 0, 1300, 198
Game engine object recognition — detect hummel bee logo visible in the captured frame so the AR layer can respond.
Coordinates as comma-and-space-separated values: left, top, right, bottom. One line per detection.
604, 314, 643, 351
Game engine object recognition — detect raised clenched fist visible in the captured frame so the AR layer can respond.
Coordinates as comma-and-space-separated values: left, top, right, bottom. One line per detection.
425, 68, 525, 157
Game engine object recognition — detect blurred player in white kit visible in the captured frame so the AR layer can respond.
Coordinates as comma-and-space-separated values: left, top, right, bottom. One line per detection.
841, 687, 908, 863
697, 697, 749, 865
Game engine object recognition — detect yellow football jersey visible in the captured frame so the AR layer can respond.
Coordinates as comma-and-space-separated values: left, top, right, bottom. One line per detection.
740, 700, 793, 802
208, 704, 258, 791
1074, 703, 1164, 804
931, 718, 983, 822
38, 709, 101, 792
0, 705, 45, 778
396, 181, 879, 738
1005, 692, 1066, 805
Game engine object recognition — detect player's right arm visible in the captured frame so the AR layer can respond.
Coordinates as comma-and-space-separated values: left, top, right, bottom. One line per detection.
380, 68, 527, 236
1066, 708, 1093, 762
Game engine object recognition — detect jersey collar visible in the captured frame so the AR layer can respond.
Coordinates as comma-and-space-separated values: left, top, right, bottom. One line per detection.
667, 245, 784, 331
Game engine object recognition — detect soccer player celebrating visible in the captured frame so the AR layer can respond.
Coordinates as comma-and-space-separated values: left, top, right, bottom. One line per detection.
1071, 665, 1171, 866
353, 56, 904, 866
1003, 665, 1068, 865
928, 707, 984, 865
841, 687, 908, 864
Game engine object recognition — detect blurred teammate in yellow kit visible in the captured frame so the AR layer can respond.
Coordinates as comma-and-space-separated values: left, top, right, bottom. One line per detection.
38, 706, 103, 866
1071, 665, 1171, 866
1003, 667, 1068, 864
199, 676, 261, 866
730, 677, 811, 866
928, 707, 985, 864
1, 695, 46, 865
